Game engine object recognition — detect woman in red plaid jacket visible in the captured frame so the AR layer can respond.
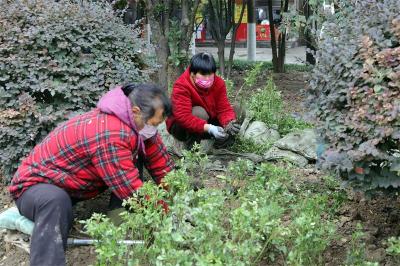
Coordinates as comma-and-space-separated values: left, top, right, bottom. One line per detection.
8, 83, 175, 266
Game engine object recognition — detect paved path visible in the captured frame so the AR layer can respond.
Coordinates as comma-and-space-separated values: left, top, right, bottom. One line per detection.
195, 46, 306, 64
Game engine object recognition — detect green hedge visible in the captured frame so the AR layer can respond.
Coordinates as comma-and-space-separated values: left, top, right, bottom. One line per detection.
0, 0, 155, 181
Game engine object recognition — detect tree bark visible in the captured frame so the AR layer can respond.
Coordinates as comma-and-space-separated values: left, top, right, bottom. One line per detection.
277, 0, 289, 72
227, 0, 247, 78
177, 0, 200, 74
304, 1, 316, 65
145, 0, 199, 89
267, 0, 278, 72
217, 41, 225, 76
207, 0, 234, 77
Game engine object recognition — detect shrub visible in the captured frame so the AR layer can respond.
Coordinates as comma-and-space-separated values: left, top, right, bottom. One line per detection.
84, 149, 340, 265
248, 76, 311, 135
307, 0, 400, 192
0, 0, 154, 181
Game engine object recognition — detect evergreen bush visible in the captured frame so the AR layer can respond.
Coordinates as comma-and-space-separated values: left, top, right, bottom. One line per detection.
308, 0, 400, 192
0, 0, 155, 181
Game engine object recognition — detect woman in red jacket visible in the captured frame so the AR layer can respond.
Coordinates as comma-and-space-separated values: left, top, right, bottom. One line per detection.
166, 52, 241, 148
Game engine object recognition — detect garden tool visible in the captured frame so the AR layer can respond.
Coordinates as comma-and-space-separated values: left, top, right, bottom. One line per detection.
0, 206, 144, 251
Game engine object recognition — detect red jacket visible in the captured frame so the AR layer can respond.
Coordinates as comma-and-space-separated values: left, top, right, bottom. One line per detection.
166, 68, 236, 134
9, 109, 174, 200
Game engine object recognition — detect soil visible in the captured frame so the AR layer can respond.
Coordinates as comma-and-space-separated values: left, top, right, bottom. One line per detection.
1, 69, 399, 265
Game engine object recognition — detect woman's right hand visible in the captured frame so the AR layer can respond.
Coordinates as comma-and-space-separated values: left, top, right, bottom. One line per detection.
206, 124, 228, 140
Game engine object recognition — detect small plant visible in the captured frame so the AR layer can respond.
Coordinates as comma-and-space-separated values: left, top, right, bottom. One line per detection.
231, 137, 273, 155
83, 213, 131, 265
83, 150, 339, 265
287, 194, 336, 265
248, 76, 311, 135
387, 236, 400, 263
224, 78, 235, 99
345, 223, 378, 266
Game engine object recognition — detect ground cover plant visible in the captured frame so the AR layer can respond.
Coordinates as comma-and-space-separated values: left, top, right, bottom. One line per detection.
0, 0, 154, 181
83, 147, 344, 265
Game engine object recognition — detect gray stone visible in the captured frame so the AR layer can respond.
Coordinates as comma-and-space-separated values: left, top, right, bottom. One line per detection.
263, 146, 309, 167
199, 139, 215, 154
239, 116, 252, 137
210, 149, 263, 163
366, 248, 386, 262
157, 122, 214, 156
157, 122, 183, 157
274, 128, 317, 160
243, 121, 281, 145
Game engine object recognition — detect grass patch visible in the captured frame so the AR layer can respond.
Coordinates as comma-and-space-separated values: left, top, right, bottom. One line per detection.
230, 60, 312, 72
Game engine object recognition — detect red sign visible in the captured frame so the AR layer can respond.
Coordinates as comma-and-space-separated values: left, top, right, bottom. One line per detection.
235, 24, 271, 41
256, 25, 271, 41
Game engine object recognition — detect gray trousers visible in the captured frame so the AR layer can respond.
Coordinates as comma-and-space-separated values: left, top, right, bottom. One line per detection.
16, 184, 73, 266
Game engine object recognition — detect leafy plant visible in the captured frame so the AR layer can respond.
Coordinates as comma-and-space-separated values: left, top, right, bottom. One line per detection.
345, 223, 379, 266
248, 76, 311, 135
307, 0, 400, 192
288, 194, 336, 265
84, 149, 340, 265
0, 0, 154, 181
231, 137, 273, 155
387, 236, 400, 263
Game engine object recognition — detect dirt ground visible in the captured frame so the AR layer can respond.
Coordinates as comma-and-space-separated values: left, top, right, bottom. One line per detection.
1, 70, 399, 265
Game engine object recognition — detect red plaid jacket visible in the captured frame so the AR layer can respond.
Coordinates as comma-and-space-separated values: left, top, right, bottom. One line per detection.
9, 109, 174, 200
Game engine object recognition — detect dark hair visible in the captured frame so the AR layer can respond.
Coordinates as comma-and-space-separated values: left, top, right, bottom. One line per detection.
122, 83, 172, 121
189, 52, 217, 75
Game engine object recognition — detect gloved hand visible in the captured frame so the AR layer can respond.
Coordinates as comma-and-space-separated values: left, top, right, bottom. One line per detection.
207, 124, 228, 140
225, 120, 241, 136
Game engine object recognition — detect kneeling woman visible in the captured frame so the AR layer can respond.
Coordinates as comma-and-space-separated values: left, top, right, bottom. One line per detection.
166, 52, 242, 148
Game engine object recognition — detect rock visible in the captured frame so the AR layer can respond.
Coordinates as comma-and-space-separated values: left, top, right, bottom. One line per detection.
239, 116, 252, 137
199, 139, 214, 155
243, 121, 281, 145
366, 248, 386, 262
158, 122, 215, 156
274, 128, 317, 160
210, 149, 263, 163
158, 122, 176, 150
263, 146, 309, 167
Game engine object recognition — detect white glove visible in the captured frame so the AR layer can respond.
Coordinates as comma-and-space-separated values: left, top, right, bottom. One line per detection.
207, 125, 228, 140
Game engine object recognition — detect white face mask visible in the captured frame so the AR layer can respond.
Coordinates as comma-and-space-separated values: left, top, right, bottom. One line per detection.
139, 123, 157, 140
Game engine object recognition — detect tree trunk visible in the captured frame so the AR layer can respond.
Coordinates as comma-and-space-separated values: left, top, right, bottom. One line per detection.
267, 0, 278, 72
177, 0, 200, 74
157, 36, 170, 90
304, 2, 316, 65
145, 0, 172, 90
123, 0, 138, 24
227, 0, 247, 79
277, 0, 289, 72
217, 41, 225, 76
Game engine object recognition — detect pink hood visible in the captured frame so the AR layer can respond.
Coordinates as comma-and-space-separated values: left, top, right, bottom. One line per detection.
97, 86, 145, 154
